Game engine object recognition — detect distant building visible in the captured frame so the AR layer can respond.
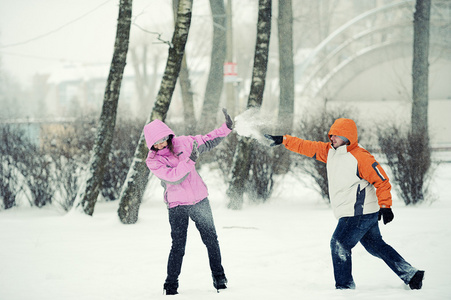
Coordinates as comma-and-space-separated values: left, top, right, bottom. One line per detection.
43, 63, 137, 118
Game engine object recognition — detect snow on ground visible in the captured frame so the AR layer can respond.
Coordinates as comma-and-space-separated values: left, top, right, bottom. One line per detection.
1, 162, 450, 300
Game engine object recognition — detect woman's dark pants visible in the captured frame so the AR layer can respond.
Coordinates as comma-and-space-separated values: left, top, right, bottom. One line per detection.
166, 198, 225, 283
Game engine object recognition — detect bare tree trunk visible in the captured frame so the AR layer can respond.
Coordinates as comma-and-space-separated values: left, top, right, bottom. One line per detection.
173, 0, 195, 134
409, 0, 431, 204
227, 0, 272, 210
118, 0, 193, 224
179, 56, 196, 134
130, 46, 146, 106
277, 0, 294, 130
74, 0, 132, 215
199, 0, 227, 132
412, 0, 430, 135
274, 0, 294, 175
130, 45, 162, 117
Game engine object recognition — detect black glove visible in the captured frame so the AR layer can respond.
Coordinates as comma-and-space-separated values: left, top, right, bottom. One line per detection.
189, 141, 199, 162
264, 134, 284, 147
378, 208, 394, 225
223, 108, 233, 130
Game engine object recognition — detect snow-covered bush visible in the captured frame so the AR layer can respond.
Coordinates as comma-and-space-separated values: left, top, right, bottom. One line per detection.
101, 118, 142, 201
247, 142, 274, 202
214, 131, 237, 179
0, 124, 55, 208
41, 118, 95, 210
0, 161, 19, 209
377, 124, 432, 205
17, 150, 54, 208
0, 126, 24, 209
43, 117, 142, 209
214, 132, 275, 204
51, 156, 81, 211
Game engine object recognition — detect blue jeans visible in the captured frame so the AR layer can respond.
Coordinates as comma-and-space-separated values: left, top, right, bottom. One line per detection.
330, 212, 418, 289
166, 198, 225, 283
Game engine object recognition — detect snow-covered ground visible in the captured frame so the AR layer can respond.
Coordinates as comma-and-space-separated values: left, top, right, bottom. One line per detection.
1, 162, 450, 300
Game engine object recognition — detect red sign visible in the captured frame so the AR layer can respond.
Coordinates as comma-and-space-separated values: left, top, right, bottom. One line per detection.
224, 62, 237, 82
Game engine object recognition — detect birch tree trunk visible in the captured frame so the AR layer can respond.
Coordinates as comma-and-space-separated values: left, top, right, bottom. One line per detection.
179, 56, 196, 134
173, 0, 195, 135
118, 0, 193, 224
199, 0, 227, 132
74, 0, 132, 215
227, 0, 272, 210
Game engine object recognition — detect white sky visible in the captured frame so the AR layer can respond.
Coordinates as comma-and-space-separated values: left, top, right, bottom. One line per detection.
0, 0, 175, 86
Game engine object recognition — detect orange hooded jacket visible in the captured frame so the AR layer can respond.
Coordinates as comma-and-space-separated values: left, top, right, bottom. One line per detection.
282, 118, 392, 219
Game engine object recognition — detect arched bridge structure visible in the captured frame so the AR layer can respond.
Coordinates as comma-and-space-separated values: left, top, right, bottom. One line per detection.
296, 0, 451, 101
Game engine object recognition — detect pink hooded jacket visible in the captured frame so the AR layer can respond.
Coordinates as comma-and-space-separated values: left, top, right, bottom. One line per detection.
144, 119, 232, 208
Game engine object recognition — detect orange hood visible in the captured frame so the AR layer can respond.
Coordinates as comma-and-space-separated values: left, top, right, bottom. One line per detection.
328, 118, 358, 149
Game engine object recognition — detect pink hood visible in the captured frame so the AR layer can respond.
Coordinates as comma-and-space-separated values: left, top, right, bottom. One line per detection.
143, 119, 175, 149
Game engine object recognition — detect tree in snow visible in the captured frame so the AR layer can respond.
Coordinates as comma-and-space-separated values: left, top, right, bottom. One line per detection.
227, 0, 272, 210
412, 0, 431, 138
75, 0, 133, 215
272, 0, 294, 176
409, 0, 432, 203
277, 0, 294, 132
172, 0, 196, 135
118, 0, 193, 224
377, 0, 432, 205
129, 43, 164, 119
199, 0, 227, 133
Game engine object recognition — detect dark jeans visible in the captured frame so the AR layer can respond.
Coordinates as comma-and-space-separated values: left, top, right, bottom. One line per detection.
330, 212, 418, 289
166, 198, 225, 283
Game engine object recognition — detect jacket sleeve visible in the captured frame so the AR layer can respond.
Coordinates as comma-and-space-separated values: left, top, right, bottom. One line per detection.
146, 153, 196, 185
355, 151, 393, 208
194, 122, 232, 154
283, 135, 330, 163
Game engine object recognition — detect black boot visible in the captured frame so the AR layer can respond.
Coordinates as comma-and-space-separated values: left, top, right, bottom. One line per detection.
163, 280, 179, 295
409, 270, 425, 290
212, 274, 227, 290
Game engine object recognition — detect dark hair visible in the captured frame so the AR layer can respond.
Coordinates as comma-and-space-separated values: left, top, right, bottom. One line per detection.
166, 135, 175, 154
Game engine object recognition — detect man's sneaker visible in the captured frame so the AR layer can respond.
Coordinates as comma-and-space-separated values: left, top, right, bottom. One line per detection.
213, 274, 228, 290
409, 270, 425, 290
163, 281, 179, 295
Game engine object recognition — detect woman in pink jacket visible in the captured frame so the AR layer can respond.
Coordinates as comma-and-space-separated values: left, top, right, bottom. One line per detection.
144, 109, 233, 295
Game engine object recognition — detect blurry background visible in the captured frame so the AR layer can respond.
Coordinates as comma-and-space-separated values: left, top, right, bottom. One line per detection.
0, 0, 450, 144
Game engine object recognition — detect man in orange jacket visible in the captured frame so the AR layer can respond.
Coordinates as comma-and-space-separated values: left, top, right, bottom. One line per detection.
265, 118, 424, 290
